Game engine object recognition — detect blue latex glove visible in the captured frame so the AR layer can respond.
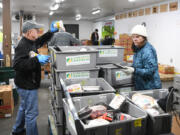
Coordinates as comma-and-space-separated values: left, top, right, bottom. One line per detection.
37, 55, 50, 65
50, 21, 59, 33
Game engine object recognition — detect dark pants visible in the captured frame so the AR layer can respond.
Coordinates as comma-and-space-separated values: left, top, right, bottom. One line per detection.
92, 41, 99, 45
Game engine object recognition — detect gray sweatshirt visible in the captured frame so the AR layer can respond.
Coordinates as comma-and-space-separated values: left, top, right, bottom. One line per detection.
48, 31, 80, 46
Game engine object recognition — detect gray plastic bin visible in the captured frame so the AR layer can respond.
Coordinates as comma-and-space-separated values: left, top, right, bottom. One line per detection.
117, 85, 134, 94
54, 67, 99, 88
174, 75, 180, 89
49, 46, 98, 70
51, 102, 66, 135
63, 93, 147, 135
121, 89, 172, 135
93, 45, 125, 64
54, 104, 64, 125
61, 78, 116, 96
98, 64, 133, 87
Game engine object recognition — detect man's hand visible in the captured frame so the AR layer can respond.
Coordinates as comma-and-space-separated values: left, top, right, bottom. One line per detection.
37, 55, 50, 65
50, 21, 59, 33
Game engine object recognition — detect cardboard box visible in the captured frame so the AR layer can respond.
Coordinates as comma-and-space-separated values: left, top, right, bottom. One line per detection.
38, 45, 48, 55
172, 116, 180, 135
159, 73, 174, 81
158, 64, 174, 74
0, 85, 14, 118
45, 63, 50, 72
41, 70, 45, 80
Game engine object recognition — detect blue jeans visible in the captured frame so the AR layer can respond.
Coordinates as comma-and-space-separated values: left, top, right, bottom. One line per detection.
12, 88, 39, 135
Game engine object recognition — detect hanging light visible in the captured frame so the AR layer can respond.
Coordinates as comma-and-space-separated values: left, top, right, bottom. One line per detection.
50, 3, 59, 10
75, 14, 81, 21
92, 9, 101, 15
55, 0, 65, 3
49, 11, 54, 16
0, 2, 2, 8
128, 0, 136, 2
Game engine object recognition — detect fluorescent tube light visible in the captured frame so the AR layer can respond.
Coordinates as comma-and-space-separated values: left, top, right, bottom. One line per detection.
128, 0, 136, 2
49, 11, 54, 16
50, 3, 59, 10
92, 9, 101, 15
75, 14, 81, 21
0, 3, 2, 8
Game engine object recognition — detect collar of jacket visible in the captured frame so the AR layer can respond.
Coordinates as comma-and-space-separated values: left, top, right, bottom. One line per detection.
133, 41, 148, 52
23, 36, 35, 44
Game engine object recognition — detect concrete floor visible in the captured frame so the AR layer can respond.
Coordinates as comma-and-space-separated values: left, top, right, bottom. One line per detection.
0, 79, 51, 135
0, 79, 174, 135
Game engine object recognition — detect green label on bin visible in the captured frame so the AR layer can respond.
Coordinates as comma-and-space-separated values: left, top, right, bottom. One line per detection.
115, 71, 131, 80
68, 111, 76, 131
66, 55, 90, 66
115, 128, 122, 135
99, 49, 118, 57
54, 53, 56, 61
66, 71, 90, 79
134, 119, 142, 127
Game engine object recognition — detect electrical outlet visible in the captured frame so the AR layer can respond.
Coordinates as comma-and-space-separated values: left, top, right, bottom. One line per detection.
170, 58, 173, 63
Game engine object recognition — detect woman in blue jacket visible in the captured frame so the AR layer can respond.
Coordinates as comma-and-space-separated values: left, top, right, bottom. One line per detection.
123, 25, 162, 90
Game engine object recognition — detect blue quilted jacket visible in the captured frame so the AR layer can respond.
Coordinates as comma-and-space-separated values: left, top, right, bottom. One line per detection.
132, 42, 162, 90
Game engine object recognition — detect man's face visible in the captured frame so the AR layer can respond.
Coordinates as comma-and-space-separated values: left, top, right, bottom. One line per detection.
131, 34, 145, 47
27, 29, 39, 40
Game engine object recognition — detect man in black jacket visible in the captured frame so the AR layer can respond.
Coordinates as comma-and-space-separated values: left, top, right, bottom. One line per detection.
12, 21, 54, 135
91, 29, 99, 45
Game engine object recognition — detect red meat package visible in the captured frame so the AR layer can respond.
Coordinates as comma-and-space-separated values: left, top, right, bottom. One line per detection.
89, 105, 107, 119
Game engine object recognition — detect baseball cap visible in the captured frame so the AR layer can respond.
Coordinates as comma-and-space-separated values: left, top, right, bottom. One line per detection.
22, 21, 44, 33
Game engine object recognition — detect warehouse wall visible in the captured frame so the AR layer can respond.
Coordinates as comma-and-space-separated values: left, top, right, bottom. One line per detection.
9, 15, 93, 41
49, 16, 93, 40
115, 0, 180, 72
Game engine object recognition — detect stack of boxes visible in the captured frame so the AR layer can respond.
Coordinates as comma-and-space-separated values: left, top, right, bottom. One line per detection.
0, 85, 14, 118
38, 44, 50, 80
119, 34, 134, 63
158, 64, 175, 81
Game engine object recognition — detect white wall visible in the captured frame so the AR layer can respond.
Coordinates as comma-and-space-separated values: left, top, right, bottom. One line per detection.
64, 20, 93, 40
115, 0, 180, 72
10, 15, 93, 40
49, 16, 93, 40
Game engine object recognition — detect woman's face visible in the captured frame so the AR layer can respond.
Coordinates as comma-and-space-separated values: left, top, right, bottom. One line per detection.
132, 34, 145, 47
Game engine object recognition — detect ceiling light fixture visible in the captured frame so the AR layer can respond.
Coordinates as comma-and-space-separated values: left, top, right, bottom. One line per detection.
49, 11, 54, 16
55, 0, 65, 3
128, 0, 136, 2
0, 3, 2, 8
55, 0, 61, 3
50, 3, 59, 10
75, 14, 81, 20
92, 9, 101, 15
75, 14, 81, 21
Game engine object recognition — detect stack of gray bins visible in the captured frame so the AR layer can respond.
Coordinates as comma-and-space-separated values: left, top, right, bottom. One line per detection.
94, 45, 134, 93
48, 46, 100, 135
121, 89, 173, 135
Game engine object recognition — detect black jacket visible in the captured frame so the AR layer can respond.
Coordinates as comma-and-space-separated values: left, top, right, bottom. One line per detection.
91, 32, 99, 42
13, 31, 53, 90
